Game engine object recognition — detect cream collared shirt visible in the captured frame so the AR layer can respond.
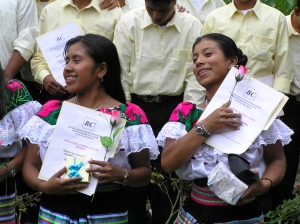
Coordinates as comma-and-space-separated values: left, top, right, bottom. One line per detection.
0, 1, 38, 81
203, 0, 293, 94
31, 0, 123, 84
114, 7, 205, 103
36, 0, 56, 18
177, 0, 225, 24
287, 13, 300, 99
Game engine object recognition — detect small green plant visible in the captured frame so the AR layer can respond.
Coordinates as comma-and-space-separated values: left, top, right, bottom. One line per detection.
264, 187, 300, 223
15, 192, 42, 223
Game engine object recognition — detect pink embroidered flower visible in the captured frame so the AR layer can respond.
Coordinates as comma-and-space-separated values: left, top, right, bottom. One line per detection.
37, 100, 61, 117
0, 140, 2, 145
110, 110, 121, 125
99, 108, 112, 115
126, 103, 148, 123
7, 80, 22, 92
170, 102, 194, 121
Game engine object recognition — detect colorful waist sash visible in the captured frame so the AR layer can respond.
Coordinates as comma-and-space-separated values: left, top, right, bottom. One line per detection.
191, 183, 254, 206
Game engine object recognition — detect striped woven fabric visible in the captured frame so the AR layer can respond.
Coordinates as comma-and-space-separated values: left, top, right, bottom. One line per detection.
38, 206, 128, 224
175, 207, 264, 224
0, 193, 16, 224
191, 183, 254, 206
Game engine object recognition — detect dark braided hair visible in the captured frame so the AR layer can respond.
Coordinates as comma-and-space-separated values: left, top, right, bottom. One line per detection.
193, 33, 248, 67
63, 34, 126, 104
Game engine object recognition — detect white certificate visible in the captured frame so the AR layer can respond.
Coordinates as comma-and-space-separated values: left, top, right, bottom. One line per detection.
38, 102, 126, 196
200, 68, 288, 154
36, 22, 84, 86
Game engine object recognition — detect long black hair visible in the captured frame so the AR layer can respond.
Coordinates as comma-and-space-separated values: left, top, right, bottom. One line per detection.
63, 34, 126, 104
0, 67, 6, 120
193, 33, 248, 67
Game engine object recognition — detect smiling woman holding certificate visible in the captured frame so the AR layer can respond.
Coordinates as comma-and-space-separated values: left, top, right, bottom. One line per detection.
19, 34, 159, 223
157, 33, 293, 223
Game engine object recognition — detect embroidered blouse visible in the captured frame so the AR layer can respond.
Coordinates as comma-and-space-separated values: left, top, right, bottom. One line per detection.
157, 102, 293, 180
0, 80, 41, 157
18, 100, 159, 169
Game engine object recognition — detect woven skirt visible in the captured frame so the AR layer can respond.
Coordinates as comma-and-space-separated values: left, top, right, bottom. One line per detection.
0, 177, 16, 224
38, 184, 128, 224
175, 180, 264, 224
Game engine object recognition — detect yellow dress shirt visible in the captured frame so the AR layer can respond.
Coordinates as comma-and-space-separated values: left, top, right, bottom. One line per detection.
203, 0, 293, 94
36, 0, 56, 18
31, 0, 123, 84
177, 0, 225, 24
0, 0, 39, 81
287, 13, 300, 99
114, 7, 206, 103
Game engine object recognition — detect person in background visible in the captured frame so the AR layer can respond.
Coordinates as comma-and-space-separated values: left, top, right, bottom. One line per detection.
36, 0, 120, 18
0, 69, 41, 222
1, 0, 39, 100
270, 0, 300, 210
176, 0, 225, 24
159, 33, 291, 223
20, 34, 159, 223
31, 0, 123, 103
114, 0, 205, 223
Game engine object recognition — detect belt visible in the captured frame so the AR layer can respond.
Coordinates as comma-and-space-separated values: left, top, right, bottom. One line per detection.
131, 94, 174, 103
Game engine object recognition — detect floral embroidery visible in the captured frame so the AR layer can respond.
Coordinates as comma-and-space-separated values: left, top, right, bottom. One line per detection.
7, 80, 22, 92
169, 102, 203, 132
37, 100, 62, 125
38, 102, 149, 128
170, 102, 194, 121
5, 80, 33, 114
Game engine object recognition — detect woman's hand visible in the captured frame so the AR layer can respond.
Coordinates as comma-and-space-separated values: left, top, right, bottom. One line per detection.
202, 104, 242, 133
87, 160, 125, 185
240, 170, 270, 200
40, 167, 88, 195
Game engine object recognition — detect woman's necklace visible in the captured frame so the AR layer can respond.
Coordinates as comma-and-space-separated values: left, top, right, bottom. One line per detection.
205, 96, 211, 106
74, 94, 111, 110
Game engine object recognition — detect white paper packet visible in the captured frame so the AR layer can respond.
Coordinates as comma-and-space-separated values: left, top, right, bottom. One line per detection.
207, 162, 248, 205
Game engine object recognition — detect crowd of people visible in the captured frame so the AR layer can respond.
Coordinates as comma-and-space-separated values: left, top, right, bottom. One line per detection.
0, 0, 299, 223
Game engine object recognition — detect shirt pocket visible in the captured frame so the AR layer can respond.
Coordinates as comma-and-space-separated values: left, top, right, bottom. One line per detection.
170, 48, 192, 76
249, 35, 274, 62
0, 9, 17, 43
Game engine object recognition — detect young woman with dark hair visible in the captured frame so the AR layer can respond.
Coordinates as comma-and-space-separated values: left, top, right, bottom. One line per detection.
0, 69, 41, 222
19, 34, 159, 223
158, 33, 292, 223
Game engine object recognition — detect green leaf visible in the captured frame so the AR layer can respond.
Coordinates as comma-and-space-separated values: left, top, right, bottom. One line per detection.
113, 127, 123, 139
100, 136, 113, 148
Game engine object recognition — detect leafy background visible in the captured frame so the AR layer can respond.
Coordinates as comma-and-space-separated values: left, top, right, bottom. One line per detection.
224, 0, 296, 15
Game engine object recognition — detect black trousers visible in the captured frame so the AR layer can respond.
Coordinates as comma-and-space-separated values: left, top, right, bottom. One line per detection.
270, 95, 300, 210
127, 95, 183, 224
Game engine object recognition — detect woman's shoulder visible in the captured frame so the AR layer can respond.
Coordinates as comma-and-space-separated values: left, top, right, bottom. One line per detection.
169, 102, 203, 132
5, 80, 33, 113
120, 103, 149, 127
36, 100, 62, 125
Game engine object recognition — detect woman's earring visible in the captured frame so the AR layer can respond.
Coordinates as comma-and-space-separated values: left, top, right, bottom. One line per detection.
101, 77, 104, 82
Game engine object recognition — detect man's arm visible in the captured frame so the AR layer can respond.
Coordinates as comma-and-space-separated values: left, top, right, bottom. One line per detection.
272, 14, 293, 94
31, 9, 66, 95
113, 19, 134, 102
4, 0, 39, 79
99, 0, 123, 9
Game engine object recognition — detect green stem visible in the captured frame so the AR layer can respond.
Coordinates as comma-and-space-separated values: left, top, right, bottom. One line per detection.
229, 82, 238, 102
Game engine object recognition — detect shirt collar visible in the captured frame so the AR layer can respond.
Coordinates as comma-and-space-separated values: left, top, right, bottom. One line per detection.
141, 6, 181, 33
60, 0, 101, 12
287, 12, 300, 37
228, 0, 262, 19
